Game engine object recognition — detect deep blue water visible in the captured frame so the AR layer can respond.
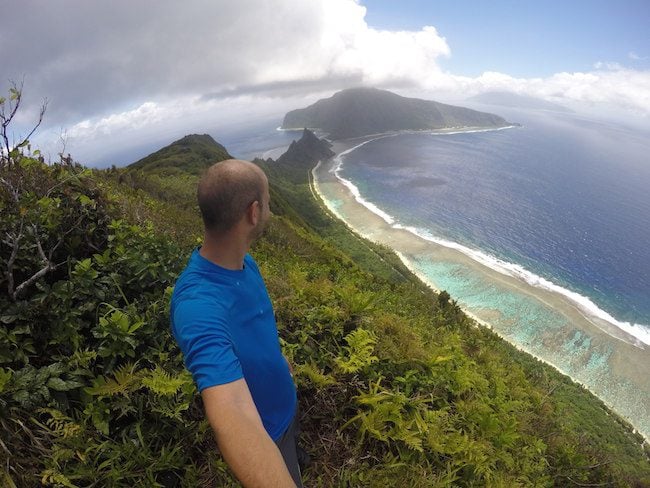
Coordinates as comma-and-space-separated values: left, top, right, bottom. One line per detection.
338, 109, 650, 329
213, 118, 301, 161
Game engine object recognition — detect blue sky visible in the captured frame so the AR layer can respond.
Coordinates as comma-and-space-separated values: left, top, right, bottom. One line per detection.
362, 0, 650, 77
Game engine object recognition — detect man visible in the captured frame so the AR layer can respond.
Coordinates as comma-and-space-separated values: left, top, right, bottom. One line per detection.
170, 159, 303, 487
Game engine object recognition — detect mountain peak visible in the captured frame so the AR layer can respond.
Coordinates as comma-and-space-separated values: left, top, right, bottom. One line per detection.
171, 133, 220, 146
128, 133, 232, 175
272, 129, 334, 183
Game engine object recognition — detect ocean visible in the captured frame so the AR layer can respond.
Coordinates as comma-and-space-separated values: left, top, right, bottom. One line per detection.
215, 118, 302, 162
336, 108, 650, 345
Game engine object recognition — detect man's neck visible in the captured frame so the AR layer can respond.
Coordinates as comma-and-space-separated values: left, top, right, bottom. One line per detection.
199, 232, 250, 271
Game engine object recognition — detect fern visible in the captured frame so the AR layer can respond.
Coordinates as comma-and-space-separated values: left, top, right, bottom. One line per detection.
0, 367, 11, 392
150, 395, 191, 421
336, 284, 375, 316
85, 362, 142, 397
343, 378, 435, 454
142, 366, 191, 396
40, 469, 77, 488
0, 470, 17, 488
36, 408, 83, 440
295, 361, 337, 387
335, 328, 378, 373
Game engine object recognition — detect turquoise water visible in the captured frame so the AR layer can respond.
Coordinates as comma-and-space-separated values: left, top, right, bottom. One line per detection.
406, 253, 648, 438
410, 256, 568, 342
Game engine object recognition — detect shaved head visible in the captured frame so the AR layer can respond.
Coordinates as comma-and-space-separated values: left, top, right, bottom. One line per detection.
197, 159, 268, 234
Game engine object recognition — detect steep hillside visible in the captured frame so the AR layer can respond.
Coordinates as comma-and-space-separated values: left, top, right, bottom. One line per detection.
282, 87, 512, 139
128, 134, 231, 175
107, 134, 234, 233
274, 128, 335, 183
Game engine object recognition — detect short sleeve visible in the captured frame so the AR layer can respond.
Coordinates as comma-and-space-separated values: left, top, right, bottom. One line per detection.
172, 299, 244, 392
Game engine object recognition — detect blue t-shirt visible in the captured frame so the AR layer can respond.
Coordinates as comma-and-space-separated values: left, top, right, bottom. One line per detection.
170, 248, 297, 441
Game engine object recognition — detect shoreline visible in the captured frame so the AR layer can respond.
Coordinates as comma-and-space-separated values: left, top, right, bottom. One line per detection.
309, 128, 650, 443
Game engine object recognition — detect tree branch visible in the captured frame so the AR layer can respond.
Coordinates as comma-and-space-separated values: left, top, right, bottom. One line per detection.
45, 168, 84, 198
0, 176, 20, 203
6, 217, 24, 298
0, 79, 24, 161
15, 98, 48, 152
9, 224, 70, 301
0, 79, 47, 168
12, 259, 65, 301
33, 226, 48, 262
4, 80, 24, 127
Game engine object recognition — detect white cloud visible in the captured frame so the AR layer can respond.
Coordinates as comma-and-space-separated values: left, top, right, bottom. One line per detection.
627, 51, 647, 61
593, 61, 625, 70
68, 102, 165, 139
443, 68, 650, 117
3, 0, 450, 125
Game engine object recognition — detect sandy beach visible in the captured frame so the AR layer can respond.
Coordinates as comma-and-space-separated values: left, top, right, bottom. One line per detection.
311, 133, 650, 441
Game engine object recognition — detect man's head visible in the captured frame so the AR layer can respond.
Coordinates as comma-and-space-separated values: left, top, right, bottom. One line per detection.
197, 159, 270, 239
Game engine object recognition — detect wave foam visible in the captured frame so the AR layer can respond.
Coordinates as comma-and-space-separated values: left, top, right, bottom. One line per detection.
395, 224, 650, 347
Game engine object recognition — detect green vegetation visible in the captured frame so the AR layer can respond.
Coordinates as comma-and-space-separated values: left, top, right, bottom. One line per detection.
281, 87, 512, 139
128, 134, 231, 175
1, 91, 648, 486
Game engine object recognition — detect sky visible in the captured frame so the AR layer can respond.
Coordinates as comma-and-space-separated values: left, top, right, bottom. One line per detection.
2, 0, 649, 166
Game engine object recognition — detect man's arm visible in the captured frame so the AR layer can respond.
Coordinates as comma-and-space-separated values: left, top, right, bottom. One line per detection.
201, 378, 296, 488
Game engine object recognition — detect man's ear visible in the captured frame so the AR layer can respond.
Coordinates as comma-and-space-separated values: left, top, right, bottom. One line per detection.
248, 200, 260, 226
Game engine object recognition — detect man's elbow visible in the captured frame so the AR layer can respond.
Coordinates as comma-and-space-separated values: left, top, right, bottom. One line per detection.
201, 378, 265, 436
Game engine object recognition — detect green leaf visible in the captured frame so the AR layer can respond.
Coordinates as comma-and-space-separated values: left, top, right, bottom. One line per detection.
47, 377, 84, 391
78, 194, 94, 206
0, 368, 12, 392
85, 362, 142, 396
128, 320, 145, 333
46, 362, 66, 376
0, 470, 17, 488
295, 361, 337, 387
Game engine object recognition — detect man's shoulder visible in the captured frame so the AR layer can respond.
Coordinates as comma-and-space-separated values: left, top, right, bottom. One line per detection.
172, 268, 232, 306
171, 262, 235, 321
171, 272, 232, 336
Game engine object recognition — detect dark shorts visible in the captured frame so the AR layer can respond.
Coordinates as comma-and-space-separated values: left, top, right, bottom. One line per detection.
274, 410, 304, 487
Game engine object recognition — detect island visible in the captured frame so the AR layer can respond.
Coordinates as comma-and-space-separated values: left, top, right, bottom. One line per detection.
281, 87, 514, 139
